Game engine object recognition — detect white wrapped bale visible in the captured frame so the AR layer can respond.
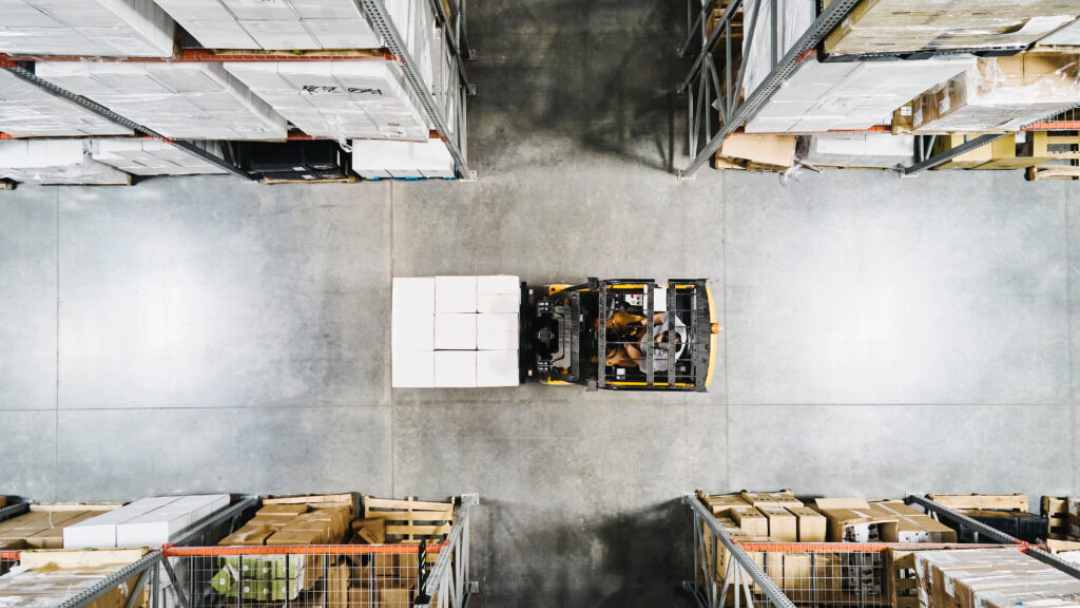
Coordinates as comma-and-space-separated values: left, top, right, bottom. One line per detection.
0, 70, 133, 137
351, 139, 454, 179
0, 139, 131, 185
799, 133, 915, 168
0, 0, 175, 57
225, 60, 429, 141
90, 139, 228, 175
747, 56, 976, 133
36, 62, 287, 140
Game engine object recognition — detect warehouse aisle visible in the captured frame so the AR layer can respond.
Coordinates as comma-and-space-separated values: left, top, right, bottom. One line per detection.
0, 1, 1078, 608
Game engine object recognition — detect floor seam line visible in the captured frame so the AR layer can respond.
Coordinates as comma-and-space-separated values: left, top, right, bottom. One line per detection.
54, 187, 60, 502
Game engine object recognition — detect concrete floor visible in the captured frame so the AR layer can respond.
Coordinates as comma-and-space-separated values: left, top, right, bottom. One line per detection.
0, 1, 1077, 607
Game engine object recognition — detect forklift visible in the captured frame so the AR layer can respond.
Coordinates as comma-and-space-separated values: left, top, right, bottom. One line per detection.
520, 278, 719, 391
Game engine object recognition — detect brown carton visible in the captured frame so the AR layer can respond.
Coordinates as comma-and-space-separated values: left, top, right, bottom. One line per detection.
380, 587, 414, 608
731, 508, 769, 538
759, 506, 797, 541
353, 519, 386, 544
348, 587, 374, 608
787, 506, 827, 542
813, 498, 899, 542
740, 490, 804, 509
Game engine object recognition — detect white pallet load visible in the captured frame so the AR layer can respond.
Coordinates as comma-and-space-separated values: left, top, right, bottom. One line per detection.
0, 70, 133, 138
740, 0, 817, 99
36, 62, 288, 141
151, 0, 439, 84
64, 494, 229, 548
351, 139, 455, 178
746, 56, 977, 133
0, 0, 175, 56
90, 138, 228, 176
0, 139, 132, 185
799, 133, 915, 168
224, 60, 429, 142
392, 275, 520, 388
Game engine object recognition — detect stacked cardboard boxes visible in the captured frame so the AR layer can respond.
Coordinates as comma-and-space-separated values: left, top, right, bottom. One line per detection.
814, 498, 957, 543
909, 55, 1080, 132
824, 0, 1080, 57
89, 139, 228, 176
0, 505, 117, 549
913, 548, 1080, 608
0, 548, 150, 608
351, 139, 456, 179
392, 276, 521, 388
212, 495, 354, 602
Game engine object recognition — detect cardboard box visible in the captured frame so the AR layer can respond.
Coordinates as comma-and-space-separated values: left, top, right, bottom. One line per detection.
824, 0, 1077, 56
349, 587, 374, 608
0, 0, 176, 57
787, 506, 827, 542
434, 314, 478, 350
353, 519, 386, 544
392, 277, 435, 352
476, 350, 520, 387
392, 351, 435, 389
759, 506, 798, 541
716, 134, 797, 169
814, 498, 898, 542
732, 508, 769, 538
380, 587, 415, 608
477, 276, 521, 313
351, 139, 456, 179
434, 351, 478, 387
871, 501, 958, 543
739, 490, 803, 509
477, 313, 519, 351
435, 276, 478, 313
912, 55, 1080, 133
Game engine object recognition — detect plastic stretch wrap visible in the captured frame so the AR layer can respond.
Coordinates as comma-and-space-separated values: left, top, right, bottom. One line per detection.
90, 139, 228, 175
0, 69, 133, 137
351, 138, 454, 178
747, 55, 976, 133
0, 0, 175, 57
224, 60, 429, 141
826, 0, 1080, 55
36, 61, 288, 141
799, 133, 915, 168
0, 139, 132, 185
911, 55, 1080, 132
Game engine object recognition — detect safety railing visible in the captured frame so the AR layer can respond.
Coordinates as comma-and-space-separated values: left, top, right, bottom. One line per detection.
158, 495, 476, 608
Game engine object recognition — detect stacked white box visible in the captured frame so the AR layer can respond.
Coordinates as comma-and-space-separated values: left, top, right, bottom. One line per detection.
64, 494, 230, 549
478, 275, 520, 313
224, 61, 429, 142
392, 275, 520, 388
90, 139, 228, 176
434, 351, 477, 387
36, 62, 288, 141
0, 0, 175, 57
351, 139, 455, 179
153, 0, 439, 86
435, 313, 477, 350
800, 133, 916, 168
741, 0, 816, 98
747, 57, 976, 133
0, 139, 132, 185
0, 70, 134, 138
392, 277, 436, 388
152, 0, 398, 51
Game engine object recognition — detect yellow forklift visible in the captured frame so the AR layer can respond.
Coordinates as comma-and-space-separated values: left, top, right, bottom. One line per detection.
520, 278, 719, 391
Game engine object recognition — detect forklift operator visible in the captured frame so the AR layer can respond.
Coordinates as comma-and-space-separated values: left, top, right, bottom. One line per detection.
604, 310, 687, 372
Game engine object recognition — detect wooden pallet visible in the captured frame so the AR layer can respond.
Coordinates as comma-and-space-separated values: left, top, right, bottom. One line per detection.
926, 494, 1028, 512
260, 175, 359, 186
361, 497, 455, 543
1027, 165, 1080, 181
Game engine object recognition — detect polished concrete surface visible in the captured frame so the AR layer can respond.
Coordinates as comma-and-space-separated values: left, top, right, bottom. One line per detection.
1, 1, 1077, 606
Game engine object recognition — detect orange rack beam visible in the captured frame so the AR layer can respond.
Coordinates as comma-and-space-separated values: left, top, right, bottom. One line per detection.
0, 49, 394, 64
